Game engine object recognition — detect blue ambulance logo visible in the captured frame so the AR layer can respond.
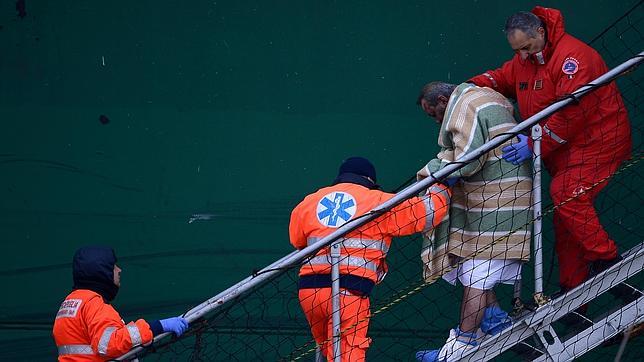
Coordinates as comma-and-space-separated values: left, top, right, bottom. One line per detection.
316, 192, 357, 228
562, 57, 579, 75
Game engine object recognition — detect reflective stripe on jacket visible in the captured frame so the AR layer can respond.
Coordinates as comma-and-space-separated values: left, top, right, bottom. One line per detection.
53, 289, 153, 361
289, 182, 450, 283
469, 6, 631, 175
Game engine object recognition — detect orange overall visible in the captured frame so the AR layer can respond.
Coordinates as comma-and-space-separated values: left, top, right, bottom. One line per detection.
53, 289, 154, 361
290, 182, 450, 361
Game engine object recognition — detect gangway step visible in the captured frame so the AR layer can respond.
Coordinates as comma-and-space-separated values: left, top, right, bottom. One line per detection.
506, 294, 643, 361
448, 244, 644, 361
531, 296, 643, 361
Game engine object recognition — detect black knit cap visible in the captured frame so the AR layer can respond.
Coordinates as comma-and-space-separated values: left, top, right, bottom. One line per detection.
333, 157, 380, 189
72, 246, 119, 302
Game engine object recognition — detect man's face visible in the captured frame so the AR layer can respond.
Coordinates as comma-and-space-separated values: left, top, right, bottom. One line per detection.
420, 96, 448, 124
113, 265, 122, 287
507, 28, 546, 61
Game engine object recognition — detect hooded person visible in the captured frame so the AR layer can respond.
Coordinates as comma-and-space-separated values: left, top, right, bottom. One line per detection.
469, 6, 632, 295
53, 246, 189, 361
289, 157, 453, 361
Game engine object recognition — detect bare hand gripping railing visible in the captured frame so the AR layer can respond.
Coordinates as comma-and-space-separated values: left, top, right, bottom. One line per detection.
115, 50, 644, 361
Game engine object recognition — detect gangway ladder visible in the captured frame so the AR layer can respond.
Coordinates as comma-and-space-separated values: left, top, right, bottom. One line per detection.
449, 127, 644, 361
453, 243, 644, 362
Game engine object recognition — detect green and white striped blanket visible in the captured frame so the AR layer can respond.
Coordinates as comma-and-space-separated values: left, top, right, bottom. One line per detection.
418, 83, 533, 282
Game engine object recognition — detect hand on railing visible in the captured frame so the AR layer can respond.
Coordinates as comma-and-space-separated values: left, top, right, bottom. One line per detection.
501, 134, 531, 165
441, 177, 461, 187
160, 317, 189, 337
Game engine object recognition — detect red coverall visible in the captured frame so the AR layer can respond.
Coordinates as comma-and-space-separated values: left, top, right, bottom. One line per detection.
469, 6, 631, 289
290, 182, 450, 361
53, 289, 154, 361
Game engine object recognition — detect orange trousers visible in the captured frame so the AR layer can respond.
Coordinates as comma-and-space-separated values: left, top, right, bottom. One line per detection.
298, 288, 371, 361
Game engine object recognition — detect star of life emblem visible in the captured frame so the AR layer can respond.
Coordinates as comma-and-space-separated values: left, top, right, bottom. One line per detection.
316, 192, 357, 228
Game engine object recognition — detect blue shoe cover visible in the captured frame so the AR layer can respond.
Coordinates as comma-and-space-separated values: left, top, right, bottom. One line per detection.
416, 349, 440, 362
480, 305, 512, 335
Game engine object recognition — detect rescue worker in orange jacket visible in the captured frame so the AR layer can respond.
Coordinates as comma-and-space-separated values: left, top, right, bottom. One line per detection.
53, 246, 189, 361
289, 157, 452, 361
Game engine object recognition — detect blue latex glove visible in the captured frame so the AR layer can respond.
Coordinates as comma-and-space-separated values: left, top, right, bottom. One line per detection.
442, 177, 460, 187
160, 317, 189, 336
501, 134, 531, 165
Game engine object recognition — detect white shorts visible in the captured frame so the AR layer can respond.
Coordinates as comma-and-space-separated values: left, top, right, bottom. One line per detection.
442, 258, 522, 290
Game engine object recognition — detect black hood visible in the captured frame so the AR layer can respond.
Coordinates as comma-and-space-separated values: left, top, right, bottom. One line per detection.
332, 157, 380, 189
72, 246, 119, 302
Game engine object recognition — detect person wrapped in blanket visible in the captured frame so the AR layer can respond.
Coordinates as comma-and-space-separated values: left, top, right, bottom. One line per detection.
414, 82, 533, 361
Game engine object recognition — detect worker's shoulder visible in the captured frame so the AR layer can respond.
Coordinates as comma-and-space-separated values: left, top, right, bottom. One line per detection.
56, 289, 106, 320
554, 33, 601, 60
65, 289, 101, 301
300, 183, 388, 204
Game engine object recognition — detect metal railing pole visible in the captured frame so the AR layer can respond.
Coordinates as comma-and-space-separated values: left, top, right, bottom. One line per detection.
511, 279, 523, 315
330, 242, 342, 362
531, 125, 548, 306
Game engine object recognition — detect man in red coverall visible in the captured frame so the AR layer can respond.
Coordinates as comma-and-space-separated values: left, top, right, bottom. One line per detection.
53, 246, 189, 361
469, 7, 631, 293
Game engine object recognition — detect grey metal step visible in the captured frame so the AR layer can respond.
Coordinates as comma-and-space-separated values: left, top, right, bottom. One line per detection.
445, 244, 644, 362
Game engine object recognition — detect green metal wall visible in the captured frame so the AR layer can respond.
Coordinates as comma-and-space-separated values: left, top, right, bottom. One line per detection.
0, 1, 641, 360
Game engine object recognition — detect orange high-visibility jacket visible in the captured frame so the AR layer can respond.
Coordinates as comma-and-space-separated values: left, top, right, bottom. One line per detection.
289, 182, 450, 283
53, 289, 153, 361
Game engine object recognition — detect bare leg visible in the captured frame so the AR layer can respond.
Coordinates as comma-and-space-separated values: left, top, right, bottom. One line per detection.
459, 286, 487, 333
486, 289, 498, 307
460, 288, 499, 333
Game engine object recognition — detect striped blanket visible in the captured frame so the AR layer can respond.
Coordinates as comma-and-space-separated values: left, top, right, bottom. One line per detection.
418, 83, 533, 282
